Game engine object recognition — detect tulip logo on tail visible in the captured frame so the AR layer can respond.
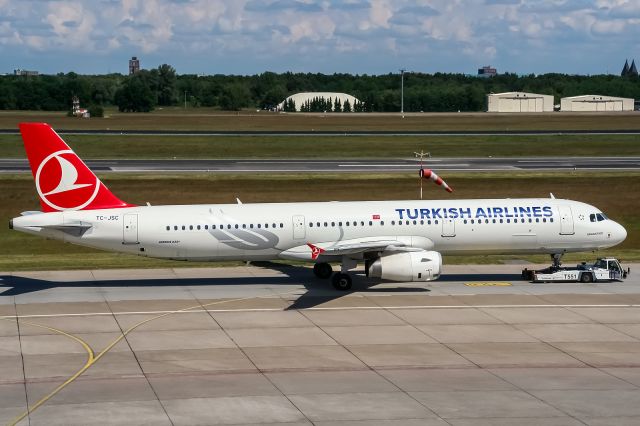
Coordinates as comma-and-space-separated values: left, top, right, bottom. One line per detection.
35, 150, 100, 211
307, 243, 325, 260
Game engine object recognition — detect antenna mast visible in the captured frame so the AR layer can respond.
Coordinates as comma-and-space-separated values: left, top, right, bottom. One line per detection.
414, 150, 430, 200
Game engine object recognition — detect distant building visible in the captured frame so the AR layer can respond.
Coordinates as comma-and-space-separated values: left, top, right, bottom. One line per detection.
14, 69, 38, 76
621, 59, 638, 77
487, 92, 554, 113
561, 95, 634, 112
477, 66, 497, 78
129, 56, 140, 75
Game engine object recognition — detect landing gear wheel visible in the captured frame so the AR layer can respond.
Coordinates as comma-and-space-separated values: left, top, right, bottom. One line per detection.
313, 262, 333, 279
331, 273, 352, 291
580, 273, 594, 283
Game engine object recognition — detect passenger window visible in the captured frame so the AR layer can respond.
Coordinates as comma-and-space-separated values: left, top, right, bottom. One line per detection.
265, 224, 269, 228
227, 225, 231, 229
543, 218, 546, 223
464, 220, 468, 224
361, 221, 365, 226
492, 219, 496, 223
428, 220, 432, 225
273, 223, 277, 228
391, 221, 395, 225
257, 224, 261, 228
339, 222, 343, 226
471, 219, 474, 224
506, 219, 510, 224
280, 223, 283, 228
381, 221, 385, 225
174, 226, 178, 230
324, 222, 328, 227
331, 222, 335, 227
369, 221, 373, 226
234, 224, 239, 229
205, 225, 209, 230
309, 223, 313, 227
197, 225, 201, 230
317, 222, 320, 227
550, 218, 554, 223
166, 226, 170, 231
182, 225, 186, 230
420, 220, 424, 225
250, 224, 253, 229
435, 220, 439, 224
499, 219, 503, 223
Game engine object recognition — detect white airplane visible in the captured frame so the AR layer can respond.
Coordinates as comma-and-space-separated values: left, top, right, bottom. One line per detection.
10, 123, 627, 290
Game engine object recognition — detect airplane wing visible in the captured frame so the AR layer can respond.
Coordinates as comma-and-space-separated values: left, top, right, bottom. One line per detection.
279, 236, 434, 261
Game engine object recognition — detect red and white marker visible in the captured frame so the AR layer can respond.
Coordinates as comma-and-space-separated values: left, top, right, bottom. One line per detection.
419, 168, 453, 193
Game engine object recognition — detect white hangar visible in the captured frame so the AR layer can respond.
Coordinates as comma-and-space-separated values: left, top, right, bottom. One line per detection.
277, 92, 361, 111
560, 95, 634, 112
487, 92, 554, 113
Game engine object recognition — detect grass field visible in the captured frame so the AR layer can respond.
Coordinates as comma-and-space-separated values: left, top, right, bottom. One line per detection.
2, 109, 640, 131
1, 133, 639, 159
1, 172, 638, 271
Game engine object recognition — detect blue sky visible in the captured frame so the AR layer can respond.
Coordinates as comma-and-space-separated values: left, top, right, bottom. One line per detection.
1, 0, 638, 75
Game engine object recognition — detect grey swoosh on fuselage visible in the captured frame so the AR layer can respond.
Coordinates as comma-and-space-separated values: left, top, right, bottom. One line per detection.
209, 228, 280, 250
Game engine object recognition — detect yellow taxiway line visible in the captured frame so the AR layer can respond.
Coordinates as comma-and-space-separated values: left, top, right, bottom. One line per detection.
5, 291, 298, 426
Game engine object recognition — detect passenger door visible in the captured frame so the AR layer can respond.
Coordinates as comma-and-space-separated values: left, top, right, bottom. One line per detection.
123, 214, 139, 244
558, 205, 575, 235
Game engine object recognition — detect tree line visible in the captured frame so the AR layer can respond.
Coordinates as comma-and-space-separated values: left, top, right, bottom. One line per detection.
1, 66, 638, 113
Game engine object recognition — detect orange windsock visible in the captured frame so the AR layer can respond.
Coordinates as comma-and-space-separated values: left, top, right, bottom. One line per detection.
419, 168, 453, 193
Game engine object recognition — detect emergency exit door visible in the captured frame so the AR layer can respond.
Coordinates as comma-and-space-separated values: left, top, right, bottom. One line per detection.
292, 215, 305, 240
123, 214, 139, 244
441, 218, 456, 237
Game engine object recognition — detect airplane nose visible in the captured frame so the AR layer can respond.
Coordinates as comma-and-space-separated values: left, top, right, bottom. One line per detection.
613, 222, 627, 244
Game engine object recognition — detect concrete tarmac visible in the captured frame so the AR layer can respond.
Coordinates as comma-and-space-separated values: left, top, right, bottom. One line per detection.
1, 263, 640, 425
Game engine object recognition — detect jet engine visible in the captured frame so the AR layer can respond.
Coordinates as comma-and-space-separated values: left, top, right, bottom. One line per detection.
367, 251, 442, 282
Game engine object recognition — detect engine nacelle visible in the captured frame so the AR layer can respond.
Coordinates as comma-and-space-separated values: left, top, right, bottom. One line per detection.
367, 250, 442, 282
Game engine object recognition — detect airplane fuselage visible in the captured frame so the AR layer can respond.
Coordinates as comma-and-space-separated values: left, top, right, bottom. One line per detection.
12, 198, 627, 263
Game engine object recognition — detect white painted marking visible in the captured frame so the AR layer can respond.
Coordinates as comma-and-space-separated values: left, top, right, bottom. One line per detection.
2, 304, 638, 319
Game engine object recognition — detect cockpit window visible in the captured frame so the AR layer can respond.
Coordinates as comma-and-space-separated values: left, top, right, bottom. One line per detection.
590, 214, 596, 222
591, 213, 607, 222
596, 213, 606, 221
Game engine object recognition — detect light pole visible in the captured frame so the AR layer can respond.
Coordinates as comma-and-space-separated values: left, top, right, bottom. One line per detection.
184, 91, 187, 109
400, 68, 406, 116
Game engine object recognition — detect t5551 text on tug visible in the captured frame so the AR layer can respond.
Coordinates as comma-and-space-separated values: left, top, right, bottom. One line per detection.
10, 123, 627, 290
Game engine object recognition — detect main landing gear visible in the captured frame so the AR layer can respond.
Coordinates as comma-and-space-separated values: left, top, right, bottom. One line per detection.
313, 262, 333, 279
313, 257, 357, 291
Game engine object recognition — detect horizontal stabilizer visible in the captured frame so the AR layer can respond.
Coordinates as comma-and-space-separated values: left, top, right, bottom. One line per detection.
39, 222, 93, 237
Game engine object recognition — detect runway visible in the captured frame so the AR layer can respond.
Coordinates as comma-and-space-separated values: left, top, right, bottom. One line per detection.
1, 156, 639, 173
1, 263, 639, 425
3, 129, 640, 136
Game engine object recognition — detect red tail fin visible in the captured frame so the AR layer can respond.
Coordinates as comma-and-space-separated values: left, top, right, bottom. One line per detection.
19, 123, 133, 212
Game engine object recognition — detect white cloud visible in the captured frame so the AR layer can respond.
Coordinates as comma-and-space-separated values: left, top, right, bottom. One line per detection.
0, 0, 637, 74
